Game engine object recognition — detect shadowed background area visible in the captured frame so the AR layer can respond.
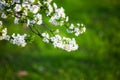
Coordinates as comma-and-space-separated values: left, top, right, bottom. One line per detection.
0, 0, 120, 80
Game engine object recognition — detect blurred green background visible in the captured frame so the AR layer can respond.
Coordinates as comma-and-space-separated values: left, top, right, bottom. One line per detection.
0, 0, 120, 80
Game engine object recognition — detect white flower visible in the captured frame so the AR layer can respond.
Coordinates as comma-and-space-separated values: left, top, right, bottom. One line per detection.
67, 29, 73, 33
34, 14, 42, 25
12, 0, 20, 3
55, 7, 65, 18
1, 12, 7, 18
29, 0, 35, 3
37, 20, 42, 25
41, 32, 50, 43
0, 28, 10, 40
49, 5, 66, 26
23, 9, 28, 16
69, 24, 74, 29
42, 32, 49, 39
23, 0, 29, 3
0, 1, 5, 12
52, 7, 65, 19
14, 17, 19, 24
2, 28, 7, 36
22, 2, 30, 9
66, 16, 69, 22
50, 34, 78, 51
0, 21, 2, 27
80, 27, 86, 34
10, 33, 27, 47
4, 35, 10, 40
27, 19, 36, 27
43, 0, 53, 16
62, 38, 78, 52
47, 0, 52, 3
55, 29, 59, 33
67, 23, 86, 36
46, 4, 53, 16
43, 38, 49, 43
74, 28, 80, 36
27, 19, 30, 27
30, 5, 40, 14
53, 3, 57, 9
82, 27, 86, 32
49, 16, 58, 25
77, 23, 80, 27
51, 35, 62, 48
14, 4, 22, 12
44, 0, 52, 4
81, 23, 84, 26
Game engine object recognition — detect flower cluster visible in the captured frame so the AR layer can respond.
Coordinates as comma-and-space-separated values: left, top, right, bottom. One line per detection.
27, 13, 42, 26
0, 21, 27, 47
10, 33, 27, 47
41, 32, 78, 52
67, 23, 86, 36
0, 0, 86, 51
0, 27, 10, 40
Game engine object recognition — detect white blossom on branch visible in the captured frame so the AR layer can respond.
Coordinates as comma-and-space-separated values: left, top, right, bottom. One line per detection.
0, 0, 86, 52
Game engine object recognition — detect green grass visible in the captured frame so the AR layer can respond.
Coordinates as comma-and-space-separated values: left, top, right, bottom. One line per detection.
0, 0, 120, 80
0, 52, 119, 80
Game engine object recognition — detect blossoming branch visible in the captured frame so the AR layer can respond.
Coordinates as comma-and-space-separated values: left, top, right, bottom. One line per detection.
0, 0, 86, 52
